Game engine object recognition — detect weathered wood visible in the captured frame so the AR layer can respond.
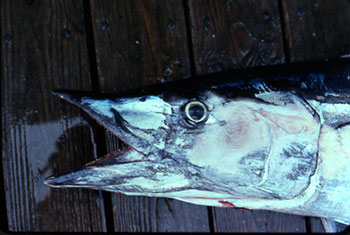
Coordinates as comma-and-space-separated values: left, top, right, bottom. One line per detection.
189, 0, 285, 75
213, 209, 306, 233
89, 0, 210, 232
281, 0, 350, 62
1, 0, 106, 232
188, 0, 307, 232
280, 0, 350, 232
307, 217, 325, 233
90, 0, 191, 93
112, 196, 210, 232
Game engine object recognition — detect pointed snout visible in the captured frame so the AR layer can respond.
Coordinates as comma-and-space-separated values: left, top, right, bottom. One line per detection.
44, 171, 88, 188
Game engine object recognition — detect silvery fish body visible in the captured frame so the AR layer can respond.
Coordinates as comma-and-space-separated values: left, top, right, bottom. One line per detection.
45, 59, 350, 225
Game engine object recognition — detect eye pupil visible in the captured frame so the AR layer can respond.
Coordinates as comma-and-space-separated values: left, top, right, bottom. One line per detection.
189, 105, 205, 120
184, 100, 208, 125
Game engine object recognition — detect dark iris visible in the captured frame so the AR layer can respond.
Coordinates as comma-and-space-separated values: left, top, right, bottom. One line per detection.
183, 100, 208, 127
189, 104, 205, 120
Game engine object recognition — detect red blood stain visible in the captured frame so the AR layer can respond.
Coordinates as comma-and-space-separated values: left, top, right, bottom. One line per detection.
85, 146, 132, 166
218, 201, 251, 210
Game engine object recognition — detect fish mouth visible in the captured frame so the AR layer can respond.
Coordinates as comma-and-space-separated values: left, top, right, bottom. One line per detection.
43, 90, 167, 190
43, 147, 148, 190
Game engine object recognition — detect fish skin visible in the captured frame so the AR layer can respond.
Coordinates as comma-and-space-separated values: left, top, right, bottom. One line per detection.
44, 59, 350, 225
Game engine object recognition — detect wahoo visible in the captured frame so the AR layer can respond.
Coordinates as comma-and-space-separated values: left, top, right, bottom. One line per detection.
44, 59, 350, 225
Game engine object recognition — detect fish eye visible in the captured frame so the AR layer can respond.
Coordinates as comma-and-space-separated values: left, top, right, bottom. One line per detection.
184, 100, 208, 125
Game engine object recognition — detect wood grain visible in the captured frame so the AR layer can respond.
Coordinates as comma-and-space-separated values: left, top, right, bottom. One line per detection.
281, 0, 350, 62
90, 0, 192, 93
213, 209, 306, 233
89, 0, 210, 232
112, 195, 210, 232
189, 0, 285, 75
1, 0, 106, 232
188, 0, 307, 232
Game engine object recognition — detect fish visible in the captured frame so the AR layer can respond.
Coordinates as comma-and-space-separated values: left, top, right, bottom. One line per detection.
44, 59, 350, 226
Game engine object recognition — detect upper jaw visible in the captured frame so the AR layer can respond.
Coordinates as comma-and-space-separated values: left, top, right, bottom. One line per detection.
51, 90, 167, 155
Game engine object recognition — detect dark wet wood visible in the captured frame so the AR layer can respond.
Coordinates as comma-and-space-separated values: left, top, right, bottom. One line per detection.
90, 0, 191, 93
213, 209, 306, 233
188, 0, 307, 232
112, 195, 210, 232
189, 0, 285, 75
89, 0, 210, 232
281, 0, 350, 62
1, 0, 106, 232
307, 217, 325, 233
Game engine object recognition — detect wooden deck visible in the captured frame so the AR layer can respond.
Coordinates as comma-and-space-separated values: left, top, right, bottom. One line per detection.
1, 0, 350, 232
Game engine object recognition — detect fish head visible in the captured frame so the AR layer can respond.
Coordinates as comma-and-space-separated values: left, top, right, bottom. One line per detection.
45, 77, 317, 201
44, 86, 275, 199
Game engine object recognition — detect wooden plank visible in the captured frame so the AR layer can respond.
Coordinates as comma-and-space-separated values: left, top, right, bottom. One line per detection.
281, 0, 350, 62
280, 0, 350, 232
189, 0, 285, 75
1, 0, 106, 232
89, 0, 210, 232
213, 209, 306, 233
188, 0, 307, 232
112, 196, 210, 232
90, 0, 192, 92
